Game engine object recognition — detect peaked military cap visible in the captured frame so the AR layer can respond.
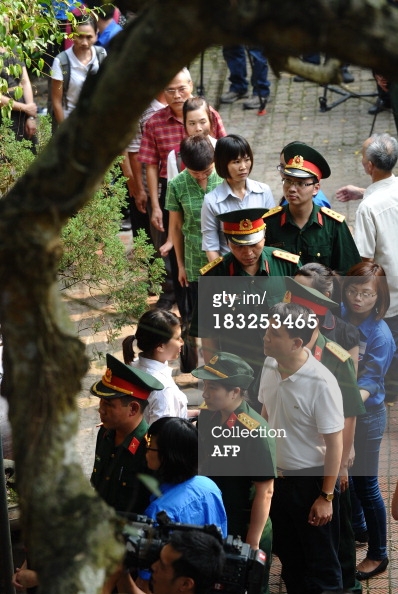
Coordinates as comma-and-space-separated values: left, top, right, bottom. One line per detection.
192, 351, 254, 389
284, 276, 338, 316
90, 354, 163, 399
282, 141, 331, 180
217, 208, 268, 245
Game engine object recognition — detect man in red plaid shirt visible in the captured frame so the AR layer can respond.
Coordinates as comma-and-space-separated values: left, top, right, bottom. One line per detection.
139, 68, 226, 309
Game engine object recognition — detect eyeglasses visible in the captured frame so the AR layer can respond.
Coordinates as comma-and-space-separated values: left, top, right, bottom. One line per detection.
164, 86, 189, 95
281, 178, 316, 188
276, 164, 284, 172
345, 288, 377, 299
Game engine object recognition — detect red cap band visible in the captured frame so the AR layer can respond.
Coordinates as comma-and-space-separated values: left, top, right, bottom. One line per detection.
102, 369, 151, 400
286, 155, 323, 180
222, 217, 265, 235
290, 294, 327, 316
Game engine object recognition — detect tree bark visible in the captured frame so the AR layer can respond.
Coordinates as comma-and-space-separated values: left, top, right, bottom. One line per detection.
1, 0, 398, 592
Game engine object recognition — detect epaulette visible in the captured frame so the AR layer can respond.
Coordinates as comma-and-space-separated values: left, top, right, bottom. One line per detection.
325, 341, 351, 363
263, 206, 283, 219
272, 249, 300, 264
320, 207, 345, 223
237, 412, 261, 431
199, 401, 208, 409
200, 257, 223, 275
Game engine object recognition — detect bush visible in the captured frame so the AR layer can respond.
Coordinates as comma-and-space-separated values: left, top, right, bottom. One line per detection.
0, 116, 165, 351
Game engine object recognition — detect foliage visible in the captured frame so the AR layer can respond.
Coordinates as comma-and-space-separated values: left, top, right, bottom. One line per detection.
59, 164, 164, 345
0, 116, 165, 345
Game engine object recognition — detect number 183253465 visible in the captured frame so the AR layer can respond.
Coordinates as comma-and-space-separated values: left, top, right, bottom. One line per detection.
212, 312, 318, 330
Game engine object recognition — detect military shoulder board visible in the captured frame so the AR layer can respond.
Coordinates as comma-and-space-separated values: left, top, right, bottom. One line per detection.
325, 341, 351, 362
200, 257, 223, 275
320, 207, 345, 222
272, 249, 300, 264
237, 412, 261, 430
263, 206, 283, 219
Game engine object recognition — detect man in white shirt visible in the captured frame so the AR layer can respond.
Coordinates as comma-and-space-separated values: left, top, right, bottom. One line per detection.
258, 302, 344, 594
337, 133, 398, 403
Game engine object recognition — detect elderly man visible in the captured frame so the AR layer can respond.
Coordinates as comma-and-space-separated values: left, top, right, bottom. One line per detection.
139, 68, 225, 310
336, 133, 398, 403
264, 142, 361, 275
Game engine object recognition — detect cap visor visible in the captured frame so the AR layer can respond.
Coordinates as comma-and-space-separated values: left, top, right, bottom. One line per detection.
283, 167, 318, 180
226, 229, 265, 245
90, 380, 123, 398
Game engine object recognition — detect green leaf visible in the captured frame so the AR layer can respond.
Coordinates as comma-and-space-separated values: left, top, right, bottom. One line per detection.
13, 86, 23, 99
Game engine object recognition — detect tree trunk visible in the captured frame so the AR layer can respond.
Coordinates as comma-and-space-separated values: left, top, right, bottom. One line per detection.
1, 0, 398, 592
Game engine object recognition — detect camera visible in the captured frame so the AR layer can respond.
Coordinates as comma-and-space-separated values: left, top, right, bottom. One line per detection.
121, 511, 266, 594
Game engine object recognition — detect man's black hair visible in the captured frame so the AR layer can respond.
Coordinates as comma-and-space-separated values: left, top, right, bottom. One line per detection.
269, 302, 316, 345
169, 530, 225, 594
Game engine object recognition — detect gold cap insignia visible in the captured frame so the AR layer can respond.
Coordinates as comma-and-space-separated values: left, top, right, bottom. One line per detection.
239, 219, 253, 231
209, 355, 219, 364
283, 290, 292, 303
293, 155, 304, 167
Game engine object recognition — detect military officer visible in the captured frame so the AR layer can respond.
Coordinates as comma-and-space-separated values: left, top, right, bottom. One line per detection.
90, 354, 163, 513
282, 277, 365, 594
190, 208, 301, 407
264, 143, 361, 274
193, 352, 276, 594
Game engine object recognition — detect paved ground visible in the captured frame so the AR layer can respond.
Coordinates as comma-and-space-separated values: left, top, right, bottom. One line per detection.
71, 48, 398, 593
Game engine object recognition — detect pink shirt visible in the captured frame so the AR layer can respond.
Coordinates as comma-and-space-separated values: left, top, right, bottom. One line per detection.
139, 105, 226, 178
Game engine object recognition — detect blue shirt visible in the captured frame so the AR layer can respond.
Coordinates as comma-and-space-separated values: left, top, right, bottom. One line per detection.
145, 475, 228, 537
341, 305, 395, 408
96, 20, 123, 49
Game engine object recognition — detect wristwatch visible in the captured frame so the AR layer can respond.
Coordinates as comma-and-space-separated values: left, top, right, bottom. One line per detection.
320, 491, 334, 502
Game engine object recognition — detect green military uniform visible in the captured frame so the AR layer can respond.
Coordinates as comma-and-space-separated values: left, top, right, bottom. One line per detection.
312, 332, 365, 418
90, 354, 163, 513
191, 247, 300, 405
193, 354, 277, 594
199, 246, 300, 278
311, 332, 364, 594
91, 419, 150, 513
263, 204, 361, 275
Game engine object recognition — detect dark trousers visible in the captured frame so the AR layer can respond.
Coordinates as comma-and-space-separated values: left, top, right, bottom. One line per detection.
222, 45, 270, 98
338, 488, 362, 592
271, 475, 342, 594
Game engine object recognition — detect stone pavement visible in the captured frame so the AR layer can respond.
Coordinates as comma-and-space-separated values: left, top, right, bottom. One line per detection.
73, 48, 398, 593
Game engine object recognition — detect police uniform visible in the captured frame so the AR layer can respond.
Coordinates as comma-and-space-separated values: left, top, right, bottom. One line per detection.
193, 353, 276, 594
90, 354, 164, 513
267, 143, 361, 275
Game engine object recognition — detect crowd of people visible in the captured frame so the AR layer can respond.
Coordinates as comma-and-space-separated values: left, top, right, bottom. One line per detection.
3, 7, 398, 594
79, 114, 398, 594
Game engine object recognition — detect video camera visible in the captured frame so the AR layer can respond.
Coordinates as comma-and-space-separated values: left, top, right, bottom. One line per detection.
121, 511, 266, 594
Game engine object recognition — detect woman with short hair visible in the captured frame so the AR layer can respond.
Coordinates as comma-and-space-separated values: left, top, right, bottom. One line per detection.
201, 134, 275, 261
